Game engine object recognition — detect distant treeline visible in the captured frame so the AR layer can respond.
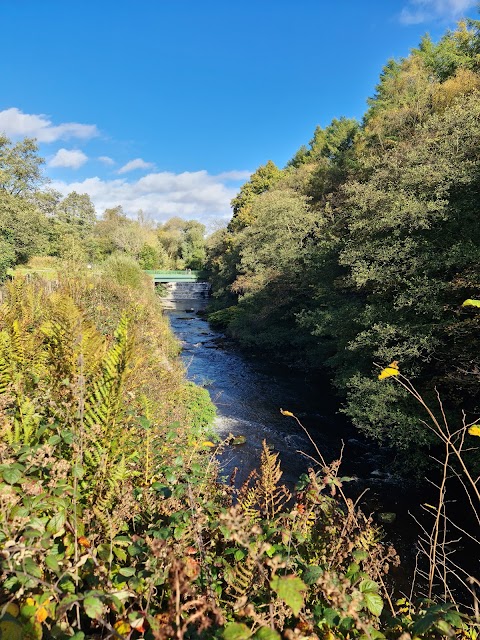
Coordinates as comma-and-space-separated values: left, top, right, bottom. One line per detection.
0, 136, 207, 277
205, 20, 480, 461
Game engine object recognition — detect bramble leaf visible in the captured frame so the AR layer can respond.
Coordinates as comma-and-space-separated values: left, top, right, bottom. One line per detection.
223, 622, 252, 639
363, 591, 383, 617
270, 575, 306, 616
83, 595, 104, 619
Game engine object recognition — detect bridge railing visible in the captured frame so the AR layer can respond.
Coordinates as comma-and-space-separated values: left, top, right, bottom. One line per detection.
144, 270, 207, 282
144, 270, 203, 277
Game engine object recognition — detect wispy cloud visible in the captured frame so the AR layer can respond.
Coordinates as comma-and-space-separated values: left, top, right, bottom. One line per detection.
98, 155, 115, 165
117, 158, 154, 174
399, 0, 476, 24
0, 107, 98, 142
216, 170, 252, 181
49, 148, 88, 169
51, 169, 249, 223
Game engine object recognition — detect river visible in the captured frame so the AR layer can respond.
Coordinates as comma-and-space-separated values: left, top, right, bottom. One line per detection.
166, 301, 411, 509
166, 299, 479, 600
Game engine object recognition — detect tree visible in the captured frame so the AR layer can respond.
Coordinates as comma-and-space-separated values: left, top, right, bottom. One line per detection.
0, 136, 45, 196
0, 138, 49, 269
181, 220, 206, 269
0, 191, 49, 264
54, 191, 96, 237
229, 160, 283, 232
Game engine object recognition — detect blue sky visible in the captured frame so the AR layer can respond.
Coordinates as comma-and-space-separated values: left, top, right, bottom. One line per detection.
0, 0, 477, 226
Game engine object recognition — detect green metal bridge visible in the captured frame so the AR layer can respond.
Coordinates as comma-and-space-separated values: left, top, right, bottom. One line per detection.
145, 270, 205, 283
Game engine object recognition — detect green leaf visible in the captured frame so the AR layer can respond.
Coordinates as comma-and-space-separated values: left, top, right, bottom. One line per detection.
254, 628, 281, 640
352, 549, 368, 562
24, 557, 43, 579
72, 463, 84, 478
62, 430, 74, 445
444, 611, 463, 628
359, 579, 379, 593
139, 416, 151, 429
412, 613, 437, 635
270, 575, 306, 616
435, 620, 453, 635
58, 576, 76, 593
47, 511, 66, 536
3, 576, 20, 591
363, 591, 383, 617
118, 566, 135, 577
360, 628, 385, 640
83, 595, 104, 619
2, 467, 23, 485
45, 554, 60, 572
346, 562, 360, 578
113, 547, 127, 562
223, 622, 252, 639
164, 470, 176, 484
302, 565, 323, 585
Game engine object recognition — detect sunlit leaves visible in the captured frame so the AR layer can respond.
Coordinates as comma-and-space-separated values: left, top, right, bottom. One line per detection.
270, 575, 306, 616
378, 361, 400, 380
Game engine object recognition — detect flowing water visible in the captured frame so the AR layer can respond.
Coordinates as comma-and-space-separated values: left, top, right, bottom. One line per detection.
166, 299, 412, 505
164, 296, 477, 598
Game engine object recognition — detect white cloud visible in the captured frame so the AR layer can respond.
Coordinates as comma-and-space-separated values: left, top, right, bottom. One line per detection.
98, 155, 115, 165
117, 158, 154, 174
49, 148, 88, 169
51, 169, 249, 224
0, 107, 99, 142
217, 170, 252, 181
399, 0, 476, 24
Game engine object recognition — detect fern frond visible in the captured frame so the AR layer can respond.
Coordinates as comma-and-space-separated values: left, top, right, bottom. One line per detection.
257, 440, 291, 520
224, 553, 256, 597
84, 313, 132, 438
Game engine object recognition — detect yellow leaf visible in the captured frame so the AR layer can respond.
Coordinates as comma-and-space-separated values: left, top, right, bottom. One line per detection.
201, 441, 215, 447
378, 361, 400, 380
5, 603, 20, 618
78, 536, 91, 548
35, 606, 49, 623
114, 620, 131, 634
468, 425, 480, 437
280, 408, 294, 417
462, 299, 480, 308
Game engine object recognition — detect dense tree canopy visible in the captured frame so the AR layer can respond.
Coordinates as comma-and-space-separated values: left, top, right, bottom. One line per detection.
206, 19, 480, 460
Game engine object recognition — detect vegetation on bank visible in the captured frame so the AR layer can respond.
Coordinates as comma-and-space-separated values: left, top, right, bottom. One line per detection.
205, 19, 480, 465
1, 273, 477, 639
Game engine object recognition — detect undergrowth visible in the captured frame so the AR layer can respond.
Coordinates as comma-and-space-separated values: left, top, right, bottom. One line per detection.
0, 275, 477, 639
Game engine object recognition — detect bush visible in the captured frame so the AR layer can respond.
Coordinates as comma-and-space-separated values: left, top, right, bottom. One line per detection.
101, 252, 146, 290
